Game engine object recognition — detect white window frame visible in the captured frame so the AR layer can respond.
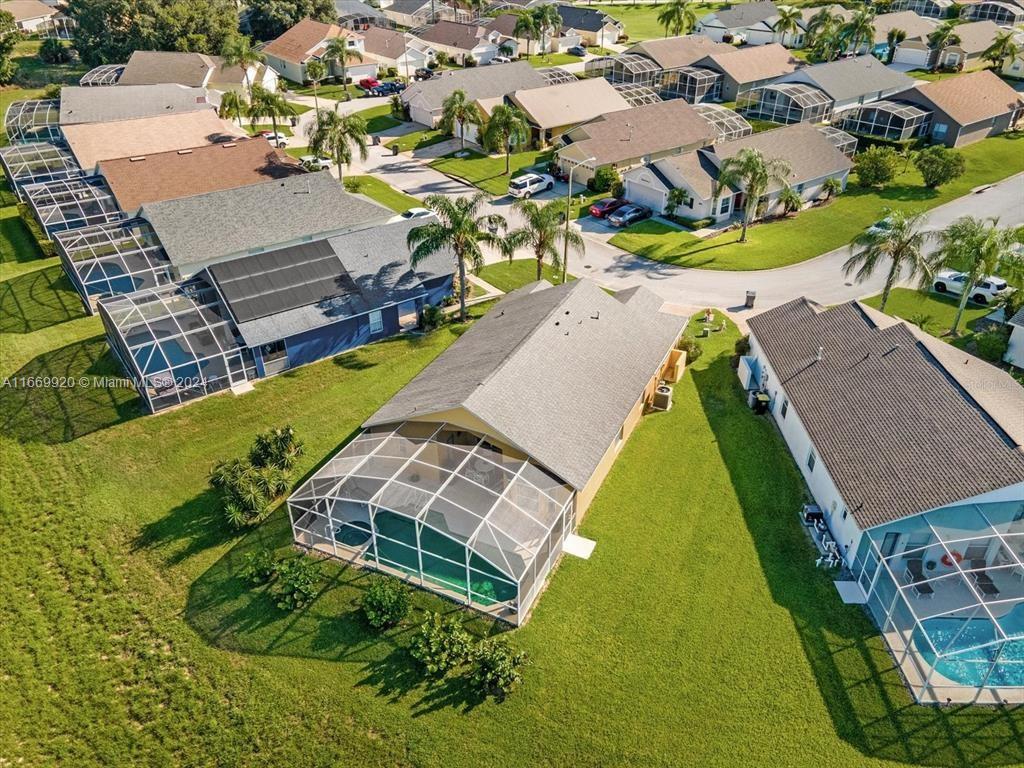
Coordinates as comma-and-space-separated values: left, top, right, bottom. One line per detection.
369, 309, 384, 334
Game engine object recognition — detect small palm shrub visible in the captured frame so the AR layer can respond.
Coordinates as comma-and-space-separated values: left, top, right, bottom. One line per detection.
249, 425, 304, 471
360, 576, 410, 630
210, 426, 303, 528
472, 639, 527, 699
409, 612, 474, 676
271, 557, 319, 611
241, 548, 277, 586
421, 303, 444, 331
39, 38, 72, 64
734, 335, 750, 356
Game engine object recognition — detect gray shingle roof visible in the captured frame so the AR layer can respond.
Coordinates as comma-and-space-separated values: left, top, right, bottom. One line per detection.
58, 84, 213, 125
748, 298, 1024, 529
140, 171, 391, 268
1010, 306, 1024, 328
779, 55, 914, 103
401, 60, 547, 114
555, 3, 620, 33
703, 1, 778, 29
364, 279, 686, 489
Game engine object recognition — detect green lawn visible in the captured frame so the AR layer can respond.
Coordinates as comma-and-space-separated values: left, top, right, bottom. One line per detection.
861, 288, 992, 347
430, 149, 552, 196
345, 175, 421, 213
385, 127, 450, 153
10, 38, 88, 88
476, 259, 573, 292
610, 134, 1024, 271
247, 124, 294, 137
285, 79, 362, 101
592, 3, 728, 41
356, 103, 403, 134
286, 101, 313, 115
523, 52, 582, 68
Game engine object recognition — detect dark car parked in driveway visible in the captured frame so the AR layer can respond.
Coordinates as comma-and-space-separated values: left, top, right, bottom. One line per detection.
607, 204, 652, 227
370, 81, 406, 96
414, 67, 434, 80
567, 45, 587, 57
589, 197, 626, 218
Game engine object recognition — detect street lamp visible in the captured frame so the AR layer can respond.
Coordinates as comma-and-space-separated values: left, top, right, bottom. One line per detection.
562, 155, 595, 285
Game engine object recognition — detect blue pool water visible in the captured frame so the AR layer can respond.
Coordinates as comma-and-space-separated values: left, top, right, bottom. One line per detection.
913, 603, 1024, 687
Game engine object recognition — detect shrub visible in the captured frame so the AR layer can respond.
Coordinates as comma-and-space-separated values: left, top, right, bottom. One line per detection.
853, 146, 899, 188
472, 639, 527, 699
210, 426, 302, 528
734, 335, 750, 356
384, 66, 398, 78
464, 54, 476, 67
588, 166, 619, 194
343, 177, 362, 193
434, 51, 450, 67
913, 145, 965, 189
39, 38, 72, 64
975, 329, 1009, 363
42, 82, 62, 100
421, 303, 445, 331
271, 557, 319, 611
360, 576, 410, 630
390, 93, 405, 120
674, 216, 713, 230
249, 424, 304, 471
409, 612, 474, 676
241, 548, 277, 586
677, 334, 703, 363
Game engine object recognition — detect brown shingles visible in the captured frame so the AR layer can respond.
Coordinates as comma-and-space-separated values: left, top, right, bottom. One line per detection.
905, 70, 1024, 127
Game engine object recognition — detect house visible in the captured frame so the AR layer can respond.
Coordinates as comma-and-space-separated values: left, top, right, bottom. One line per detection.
506, 76, 631, 145
484, 13, 582, 55
334, 0, 387, 30
410, 20, 519, 66
866, 11, 937, 57
98, 215, 452, 413
892, 19, 1002, 71
743, 297, 1024, 705
964, 0, 1024, 24
693, 43, 801, 102
1003, 43, 1024, 79
891, 0, 954, 18
738, 56, 915, 124
0, 0, 56, 32
555, 4, 623, 47
898, 70, 1024, 146
623, 122, 851, 221
260, 17, 377, 84
1006, 306, 1024, 369
380, 0, 465, 28
835, 99, 934, 142
286, 277, 688, 625
360, 26, 429, 74
554, 99, 724, 184
114, 51, 279, 95
57, 84, 215, 126
696, 2, 779, 43
622, 35, 735, 71
401, 61, 547, 126
745, 5, 852, 48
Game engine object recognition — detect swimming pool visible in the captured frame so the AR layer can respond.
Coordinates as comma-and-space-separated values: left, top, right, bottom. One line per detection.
913, 603, 1024, 687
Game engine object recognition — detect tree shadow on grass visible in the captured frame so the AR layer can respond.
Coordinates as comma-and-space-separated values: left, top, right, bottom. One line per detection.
0, 335, 141, 443
691, 351, 1024, 768
0, 264, 86, 332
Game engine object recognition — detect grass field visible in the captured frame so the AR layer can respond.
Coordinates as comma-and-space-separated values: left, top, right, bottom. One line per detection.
10, 38, 88, 88
524, 52, 582, 67
861, 288, 993, 347
430, 149, 552, 196
610, 134, 1024, 271
345, 175, 421, 213
285, 79, 362, 101
357, 103, 403, 134
592, 3, 728, 41
476, 258, 573, 291
386, 127, 450, 153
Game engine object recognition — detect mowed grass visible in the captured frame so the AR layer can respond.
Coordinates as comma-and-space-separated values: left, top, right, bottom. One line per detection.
385, 126, 449, 153
357, 103, 402, 134
610, 134, 1024, 271
524, 52, 582, 67
476, 258, 573, 292
431, 149, 552, 196
861, 288, 993, 347
592, 2, 728, 41
346, 175, 421, 213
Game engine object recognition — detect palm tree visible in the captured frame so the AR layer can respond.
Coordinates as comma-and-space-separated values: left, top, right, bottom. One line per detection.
778, 185, 802, 216
407, 192, 508, 321
928, 21, 961, 66
305, 108, 369, 182
657, 0, 697, 38
324, 35, 363, 101
532, 4, 563, 60
773, 5, 802, 47
838, 7, 876, 54
843, 208, 932, 312
305, 59, 327, 116
804, 7, 837, 45
221, 34, 265, 101
482, 104, 530, 175
218, 90, 246, 127
248, 85, 296, 140
439, 88, 482, 149
514, 11, 538, 58
933, 217, 1024, 333
666, 187, 688, 217
506, 199, 584, 282
886, 28, 907, 64
821, 177, 842, 201
714, 148, 792, 243
983, 29, 1019, 70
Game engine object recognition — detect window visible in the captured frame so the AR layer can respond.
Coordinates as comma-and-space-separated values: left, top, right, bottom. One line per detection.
841, 507, 848, 521
369, 310, 384, 334
880, 532, 900, 557
779, 398, 788, 418
807, 448, 816, 472
684, 195, 694, 209
719, 197, 730, 214
933, 122, 948, 138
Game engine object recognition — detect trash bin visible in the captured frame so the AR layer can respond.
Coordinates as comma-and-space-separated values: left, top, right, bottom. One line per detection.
745, 290, 756, 309
372, 134, 380, 146
391, 144, 399, 156
289, 116, 298, 127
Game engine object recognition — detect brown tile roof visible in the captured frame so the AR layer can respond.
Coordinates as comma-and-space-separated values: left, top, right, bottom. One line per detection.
698, 42, 800, 84
261, 17, 358, 65
484, 13, 521, 38
1, 0, 54, 21
509, 77, 630, 130
908, 70, 1024, 126
415, 20, 487, 52
945, 19, 1001, 54
360, 25, 411, 60
748, 298, 1024, 529
626, 35, 735, 70
62, 110, 247, 171
98, 138, 302, 212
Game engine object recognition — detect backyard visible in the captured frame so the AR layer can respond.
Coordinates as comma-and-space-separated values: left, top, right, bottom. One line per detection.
3, 173, 1024, 765
609, 134, 1024, 271
862, 288, 994, 349
592, 3, 728, 41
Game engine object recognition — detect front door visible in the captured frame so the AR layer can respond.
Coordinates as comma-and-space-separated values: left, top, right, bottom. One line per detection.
398, 301, 419, 332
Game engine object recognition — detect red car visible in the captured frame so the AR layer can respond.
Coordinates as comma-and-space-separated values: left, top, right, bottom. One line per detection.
589, 197, 626, 218
358, 77, 381, 90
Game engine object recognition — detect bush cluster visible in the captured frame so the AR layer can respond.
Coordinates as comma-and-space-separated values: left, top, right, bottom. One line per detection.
240, 548, 319, 611
360, 576, 411, 630
677, 334, 703, 363
975, 328, 1010, 363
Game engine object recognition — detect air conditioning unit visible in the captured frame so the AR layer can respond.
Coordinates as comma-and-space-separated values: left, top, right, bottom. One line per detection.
652, 384, 673, 411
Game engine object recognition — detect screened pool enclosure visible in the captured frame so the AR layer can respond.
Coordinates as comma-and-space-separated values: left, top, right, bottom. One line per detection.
851, 499, 1024, 703
288, 422, 576, 624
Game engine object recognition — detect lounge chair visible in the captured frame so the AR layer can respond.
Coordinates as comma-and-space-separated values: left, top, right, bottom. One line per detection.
904, 558, 934, 598
972, 570, 1000, 597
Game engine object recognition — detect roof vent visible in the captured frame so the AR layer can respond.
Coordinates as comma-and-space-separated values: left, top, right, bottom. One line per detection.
816, 346, 823, 361
221, 143, 236, 148
176, 149, 193, 155
128, 156, 146, 162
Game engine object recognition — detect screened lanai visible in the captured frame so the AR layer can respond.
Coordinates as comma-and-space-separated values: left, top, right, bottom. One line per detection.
818, 125, 857, 158
737, 83, 833, 124
55, 219, 173, 307
851, 499, 1024, 704
837, 100, 932, 143
24, 177, 122, 236
537, 67, 578, 86
656, 67, 722, 103
0, 142, 83, 196
585, 53, 661, 86
288, 421, 576, 624
613, 82, 662, 107
4, 99, 61, 144
693, 103, 753, 141
98, 277, 256, 412
79, 64, 125, 87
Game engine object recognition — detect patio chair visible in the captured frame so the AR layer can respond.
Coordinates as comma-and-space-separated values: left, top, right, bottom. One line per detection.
972, 570, 1000, 597
905, 558, 934, 598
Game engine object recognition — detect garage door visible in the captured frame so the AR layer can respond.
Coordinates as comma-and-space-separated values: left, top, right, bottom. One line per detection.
892, 47, 930, 68
624, 174, 666, 213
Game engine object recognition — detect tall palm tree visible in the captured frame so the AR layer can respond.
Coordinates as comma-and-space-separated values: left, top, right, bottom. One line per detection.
439, 88, 482, 149
983, 29, 1019, 70
305, 59, 327, 116
928, 21, 961, 65
885, 27, 906, 64
773, 5, 802, 47
714, 148, 792, 243
324, 35, 363, 101
933, 216, 1024, 333
248, 85, 296, 141
305, 108, 369, 182
843, 208, 932, 312
513, 11, 538, 58
839, 7, 876, 54
657, 0, 697, 38
221, 34, 265, 101
407, 192, 508, 321
532, 4, 563, 60
804, 7, 837, 45
482, 104, 529, 175
218, 89, 246, 127
506, 199, 583, 282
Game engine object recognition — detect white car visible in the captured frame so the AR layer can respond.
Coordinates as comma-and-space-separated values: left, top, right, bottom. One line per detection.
300, 155, 331, 170
260, 131, 289, 148
934, 269, 1010, 305
388, 207, 435, 223
507, 173, 554, 199
489, 56, 513, 65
